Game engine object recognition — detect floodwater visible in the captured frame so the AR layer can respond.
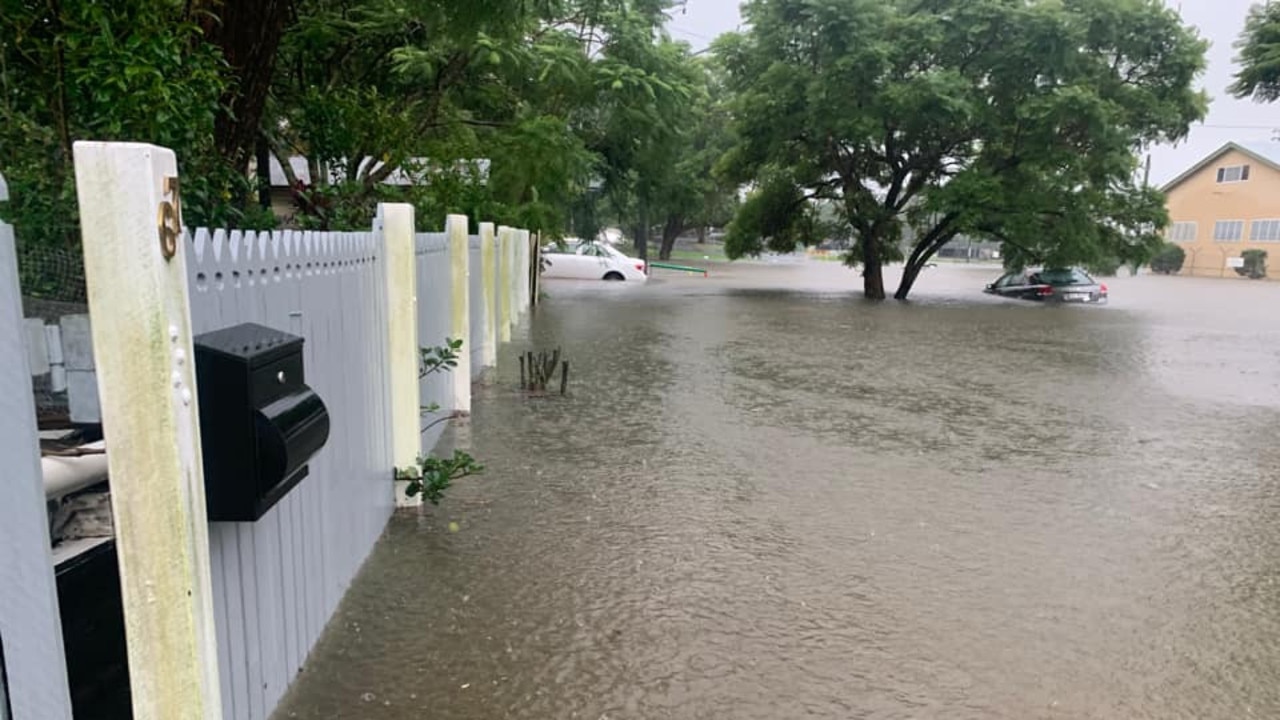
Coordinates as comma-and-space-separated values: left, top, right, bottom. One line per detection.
276, 259, 1280, 720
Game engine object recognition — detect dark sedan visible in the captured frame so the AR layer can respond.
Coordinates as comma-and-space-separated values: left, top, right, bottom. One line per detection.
984, 267, 1108, 304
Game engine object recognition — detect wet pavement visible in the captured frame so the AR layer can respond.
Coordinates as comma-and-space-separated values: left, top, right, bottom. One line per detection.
275, 259, 1280, 719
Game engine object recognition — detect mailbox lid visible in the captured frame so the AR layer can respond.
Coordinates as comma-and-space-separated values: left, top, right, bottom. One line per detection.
193, 323, 303, 369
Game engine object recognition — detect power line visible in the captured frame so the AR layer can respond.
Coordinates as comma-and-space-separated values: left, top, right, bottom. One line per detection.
1195, 123, 1279, 130
666, 24, 716, 42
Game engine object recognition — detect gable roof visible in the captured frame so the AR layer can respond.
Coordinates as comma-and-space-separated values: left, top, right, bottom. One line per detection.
1161, 141, 1280, 193
263, 155, 490, 187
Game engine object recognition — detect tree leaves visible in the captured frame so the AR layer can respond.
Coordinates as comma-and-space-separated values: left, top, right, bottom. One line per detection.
1232, 2, 1280, 103
719, 0, 1207, 299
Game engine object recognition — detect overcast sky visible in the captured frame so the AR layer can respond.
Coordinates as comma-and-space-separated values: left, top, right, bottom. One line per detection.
666, 0, 1277, 186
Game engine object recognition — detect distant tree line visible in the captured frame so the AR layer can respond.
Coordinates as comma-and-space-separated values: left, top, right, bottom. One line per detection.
4, 0, 1243, 299
0, 0, 735, 261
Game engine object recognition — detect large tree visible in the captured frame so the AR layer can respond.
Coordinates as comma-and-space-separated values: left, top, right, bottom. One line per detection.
0, 0, 240, 247
0, 0, 717, 249
1231, 2, 1280, 102
717, 0, 1207, 300
583, 24, 699, 260
649, 55, 739, 260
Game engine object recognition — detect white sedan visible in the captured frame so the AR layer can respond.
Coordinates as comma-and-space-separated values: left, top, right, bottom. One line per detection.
540, 241, 647, 282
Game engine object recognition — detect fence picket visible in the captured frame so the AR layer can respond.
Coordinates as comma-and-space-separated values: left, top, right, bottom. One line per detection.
133, 203, 526, 719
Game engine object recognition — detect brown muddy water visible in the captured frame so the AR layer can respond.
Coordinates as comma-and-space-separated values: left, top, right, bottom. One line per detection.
276, 260, 1280, 720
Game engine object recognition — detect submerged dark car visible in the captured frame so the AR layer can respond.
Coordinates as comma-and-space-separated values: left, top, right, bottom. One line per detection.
984, 268, 1108, 304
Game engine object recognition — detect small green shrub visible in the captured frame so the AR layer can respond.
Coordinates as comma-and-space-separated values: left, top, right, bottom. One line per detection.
1150, 242, 1186, 275
395, 338, 483, 505
1239, 249, 1267, 279
1086, 256, 1122, 277
395, 451, 485, 505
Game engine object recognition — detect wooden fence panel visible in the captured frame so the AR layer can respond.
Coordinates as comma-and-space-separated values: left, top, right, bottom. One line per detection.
468, 234, 484, 380
188, 227, 393, 720
0, 172, 74, 720
415, 232, 452, 454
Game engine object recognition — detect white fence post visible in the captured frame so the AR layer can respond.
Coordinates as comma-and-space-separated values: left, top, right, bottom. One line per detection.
529, 231, 541, 308
72, 142, 222, 720
479, 222, 497, 368
447, 215, 471, 414
518, 229, 532, 314
496, 226, 513, 342
0, 173, 75, 720
378, 204, 420, 485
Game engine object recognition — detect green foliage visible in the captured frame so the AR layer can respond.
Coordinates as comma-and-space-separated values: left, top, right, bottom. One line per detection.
420, 338, 462, 417
261, 0, 695, 239
2, 0, 707, 273
717, 0, 1208, 299
400, 336, 482, 505
0, 0, 251, 250
1086, 257, 1123, 278
420, 338, 464, 378
724, 173, 840, 258
1239, 249, 1268, 279
1150, 243, 1187, 274
396, 451, 485, 505
1231, 3, 1280, 102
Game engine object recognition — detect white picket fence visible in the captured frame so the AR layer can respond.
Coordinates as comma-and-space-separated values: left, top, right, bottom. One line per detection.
0, 144, 536, 720
185, 228, 395, 720
415, 231, 454, 453
1, 173, 77, 718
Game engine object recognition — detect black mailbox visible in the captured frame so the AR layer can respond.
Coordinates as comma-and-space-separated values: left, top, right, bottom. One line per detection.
193, 323, 330, 522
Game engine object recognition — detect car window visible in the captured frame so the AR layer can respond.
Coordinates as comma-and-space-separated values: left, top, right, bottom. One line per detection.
996, 273, 1025, 287
577, 244, 608, 257
1037, 268, 1093, 286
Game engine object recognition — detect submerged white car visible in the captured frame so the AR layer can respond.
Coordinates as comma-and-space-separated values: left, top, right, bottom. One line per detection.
540, 241, 647, 282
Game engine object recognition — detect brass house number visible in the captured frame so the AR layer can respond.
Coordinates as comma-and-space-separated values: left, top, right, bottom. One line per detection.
157, 176, 182, 261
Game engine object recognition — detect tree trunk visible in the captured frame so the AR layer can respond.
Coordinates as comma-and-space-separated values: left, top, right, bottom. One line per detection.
696, 225, 707, 244
895, 233, 958, 300
894, 215, 961, 301
197, 0, 295, 173
862, 239, 886, 300
636, 198, 650, 264
894, 261, 924, 300
255, 137, 272, 210
658, 215, 683, 260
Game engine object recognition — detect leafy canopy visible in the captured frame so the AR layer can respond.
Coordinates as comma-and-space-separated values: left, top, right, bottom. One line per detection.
1231, 2, 1280, 102
717, 0, 1208, 299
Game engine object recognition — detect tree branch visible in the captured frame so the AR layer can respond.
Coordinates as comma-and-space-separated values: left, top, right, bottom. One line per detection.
905, 211, 959, 272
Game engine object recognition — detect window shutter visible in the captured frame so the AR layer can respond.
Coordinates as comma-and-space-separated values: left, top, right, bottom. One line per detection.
1243, 165, 1251, 181
1218, 168, 1226, 183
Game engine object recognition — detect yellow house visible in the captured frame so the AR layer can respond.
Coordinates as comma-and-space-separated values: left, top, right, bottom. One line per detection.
1162, 141, 1280, 278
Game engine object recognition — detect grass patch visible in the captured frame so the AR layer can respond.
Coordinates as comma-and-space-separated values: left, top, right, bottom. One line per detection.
614, 243, 728, 263
668, 247, 727, 262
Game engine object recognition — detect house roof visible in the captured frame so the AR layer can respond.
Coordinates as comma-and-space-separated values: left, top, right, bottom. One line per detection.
264, 155, 490, 187
1161, 141, 1280, 193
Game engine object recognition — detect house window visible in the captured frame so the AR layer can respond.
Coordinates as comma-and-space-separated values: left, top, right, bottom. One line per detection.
1252, 219, 1280, 242
1214, 220, 1245, 242
1167, 221, 1197, 243
1216, 164, 1251, 183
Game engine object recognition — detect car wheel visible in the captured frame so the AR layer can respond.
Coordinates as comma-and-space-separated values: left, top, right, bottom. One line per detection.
603, 271, 625, 281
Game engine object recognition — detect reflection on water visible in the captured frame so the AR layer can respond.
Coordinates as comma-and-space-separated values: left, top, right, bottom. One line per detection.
276, 261, 1280, 720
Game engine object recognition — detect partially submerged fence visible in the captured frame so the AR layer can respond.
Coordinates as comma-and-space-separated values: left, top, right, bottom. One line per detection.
0, 143, 536, 720
185, 228, 394, 719
415, 231, 453, 454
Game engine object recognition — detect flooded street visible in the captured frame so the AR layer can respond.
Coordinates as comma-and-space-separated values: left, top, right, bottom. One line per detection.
277, 260, 1280, 719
